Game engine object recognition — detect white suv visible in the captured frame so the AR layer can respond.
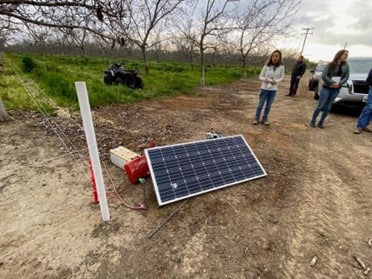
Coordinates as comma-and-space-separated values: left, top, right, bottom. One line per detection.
316, 57, 371, 106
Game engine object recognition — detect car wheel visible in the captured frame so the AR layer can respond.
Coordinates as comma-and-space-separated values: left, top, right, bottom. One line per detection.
314, 85, 320, 100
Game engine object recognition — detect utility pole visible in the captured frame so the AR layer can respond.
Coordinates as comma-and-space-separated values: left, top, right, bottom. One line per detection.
300, 27, 314, 55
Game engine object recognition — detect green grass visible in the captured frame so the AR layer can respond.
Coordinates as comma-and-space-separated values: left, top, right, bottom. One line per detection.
0, 56, 50, 112
0, 52, 256, 114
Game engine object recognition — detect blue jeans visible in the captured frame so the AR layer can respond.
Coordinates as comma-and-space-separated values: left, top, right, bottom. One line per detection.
311, 87, 340, 124
255, 89, 276, 120
356, 87, 372, 128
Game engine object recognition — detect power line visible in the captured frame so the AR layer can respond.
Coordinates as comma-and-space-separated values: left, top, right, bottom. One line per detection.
300, 27, 314, 55
342, 41, 349, 49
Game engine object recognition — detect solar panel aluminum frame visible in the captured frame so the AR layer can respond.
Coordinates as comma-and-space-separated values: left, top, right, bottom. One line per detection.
144, 135, 267, 206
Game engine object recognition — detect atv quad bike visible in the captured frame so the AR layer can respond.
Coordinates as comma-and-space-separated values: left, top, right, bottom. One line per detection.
104, 63, 144, 89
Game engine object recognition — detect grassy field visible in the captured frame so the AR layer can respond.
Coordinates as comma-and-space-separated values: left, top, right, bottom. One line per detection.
0, 52, 257, 114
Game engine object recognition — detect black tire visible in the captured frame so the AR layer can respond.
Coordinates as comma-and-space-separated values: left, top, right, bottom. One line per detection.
309, 80, 318, 91
125, 74, 136, 88
104, 75, 114, 85
115, 77, 125, 86
307, 79, 313, 91
134, 76, 144, 89
314, 85, 320, 100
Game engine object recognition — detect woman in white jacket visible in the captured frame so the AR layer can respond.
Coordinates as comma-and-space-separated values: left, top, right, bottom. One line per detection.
253, 50, 285, 125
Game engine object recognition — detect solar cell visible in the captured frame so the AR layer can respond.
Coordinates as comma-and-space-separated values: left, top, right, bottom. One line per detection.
144, 135, 266, 206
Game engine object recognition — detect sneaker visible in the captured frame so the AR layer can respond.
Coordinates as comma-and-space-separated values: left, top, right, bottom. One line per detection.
353, 128, 362, 134
362, 127, 372, 133
253, 119, 258, 125
263, 120, 270, 125
318, 122, 324, 129
310, 121, 316, 128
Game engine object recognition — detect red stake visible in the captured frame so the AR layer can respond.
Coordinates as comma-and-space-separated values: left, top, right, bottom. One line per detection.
88, 159, 99, 203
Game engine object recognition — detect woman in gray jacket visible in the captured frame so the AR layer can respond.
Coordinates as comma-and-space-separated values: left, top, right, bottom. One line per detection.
310, 49, 350, 128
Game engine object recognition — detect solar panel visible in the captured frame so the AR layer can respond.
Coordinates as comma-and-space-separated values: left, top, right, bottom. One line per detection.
144, 135, 266, 206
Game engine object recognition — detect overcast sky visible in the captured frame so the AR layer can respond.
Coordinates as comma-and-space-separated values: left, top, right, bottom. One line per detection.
276, 0, 372, 62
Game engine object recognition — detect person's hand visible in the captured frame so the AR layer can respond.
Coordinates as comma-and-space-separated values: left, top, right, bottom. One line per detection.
331, 82, 340, 88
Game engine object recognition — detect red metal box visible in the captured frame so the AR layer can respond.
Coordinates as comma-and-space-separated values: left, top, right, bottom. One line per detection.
124, 155, 150, 184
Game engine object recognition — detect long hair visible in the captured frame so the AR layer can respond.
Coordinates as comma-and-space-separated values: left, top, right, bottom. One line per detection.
329, 49, 348, 69
266, 49, 283, 67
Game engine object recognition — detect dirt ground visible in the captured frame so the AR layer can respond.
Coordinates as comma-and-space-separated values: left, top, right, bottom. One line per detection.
0, 74, 371, 279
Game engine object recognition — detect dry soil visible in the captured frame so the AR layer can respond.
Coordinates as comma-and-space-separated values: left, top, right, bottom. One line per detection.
0, 75, 371, 279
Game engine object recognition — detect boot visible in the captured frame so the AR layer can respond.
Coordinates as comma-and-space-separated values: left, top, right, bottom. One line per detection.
353, 128, 362, 134
262, 118, 270, 125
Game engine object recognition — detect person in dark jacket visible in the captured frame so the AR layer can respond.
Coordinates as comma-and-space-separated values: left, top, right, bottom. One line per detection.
287, 55, 307, 96
353, 68, 372, 134
310, 49, 350, 129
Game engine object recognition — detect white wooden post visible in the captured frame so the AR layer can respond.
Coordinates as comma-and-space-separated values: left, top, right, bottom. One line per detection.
75, 81, 110, 221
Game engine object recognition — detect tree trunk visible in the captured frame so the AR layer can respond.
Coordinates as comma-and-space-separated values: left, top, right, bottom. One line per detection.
0, 97, 12, 122
242, 56, 247, 78
0, 52, 12, 122
199, 44, 205, 86
141, 46, 150, 75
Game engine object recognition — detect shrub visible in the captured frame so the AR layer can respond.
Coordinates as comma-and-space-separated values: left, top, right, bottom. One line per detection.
21, 56, 37, 73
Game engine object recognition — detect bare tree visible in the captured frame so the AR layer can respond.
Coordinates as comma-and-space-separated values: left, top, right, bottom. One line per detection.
192, 0, 237, 85
0, 1, 101, 31
232, 0, 300, 77
0, 0, 102, 121
103, 0, 186, 75
55, 27, 91, 58
172, 3, 199, 67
